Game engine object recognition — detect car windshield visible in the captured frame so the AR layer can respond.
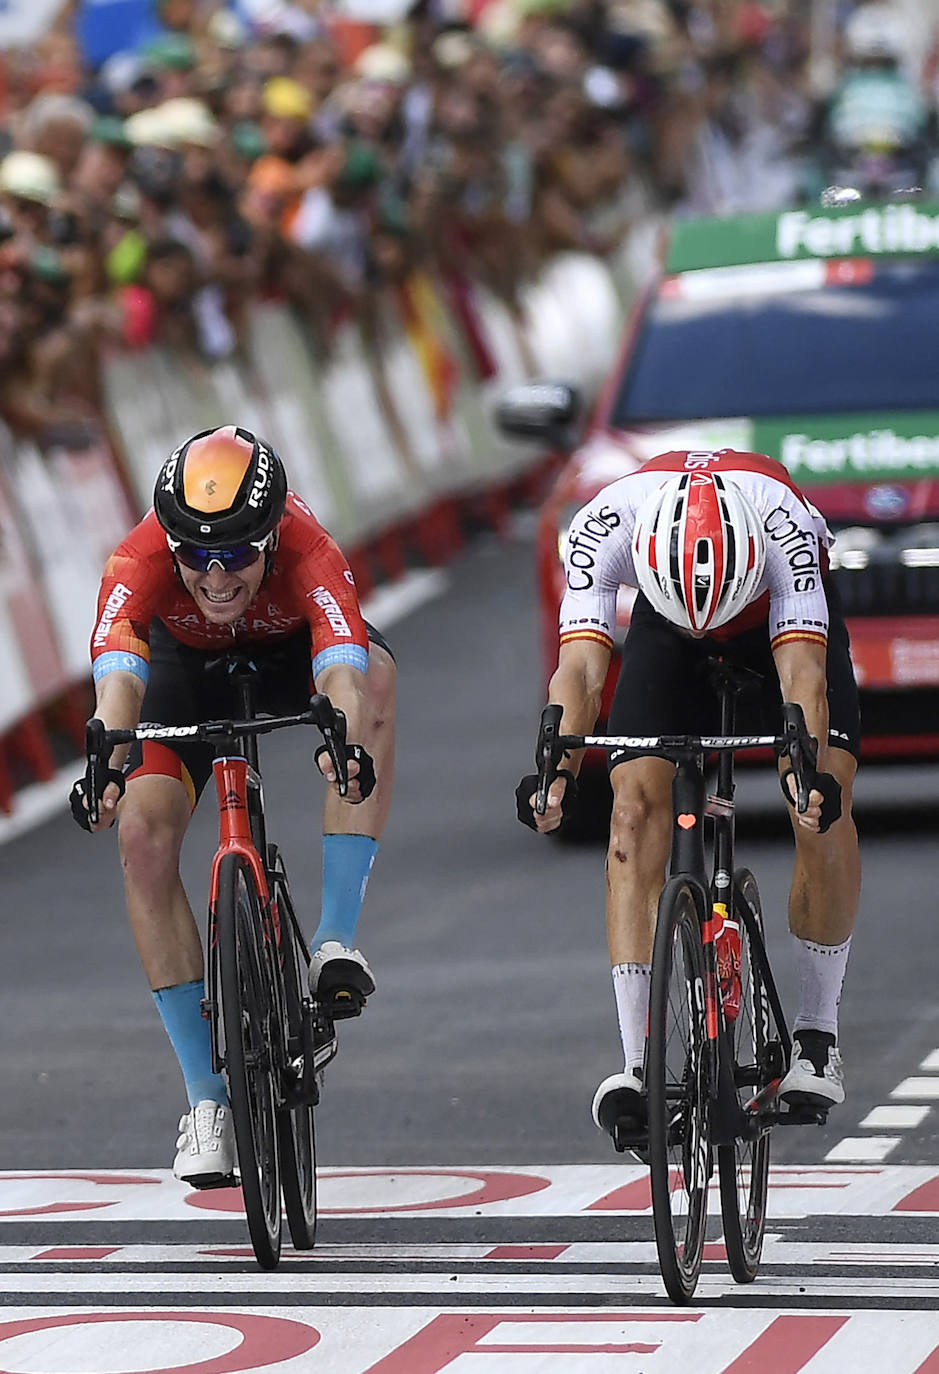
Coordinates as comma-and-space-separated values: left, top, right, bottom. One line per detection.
611, 261, 939, 424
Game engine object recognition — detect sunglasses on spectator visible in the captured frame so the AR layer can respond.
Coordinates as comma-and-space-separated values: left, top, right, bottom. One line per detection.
168, 537, 268, 572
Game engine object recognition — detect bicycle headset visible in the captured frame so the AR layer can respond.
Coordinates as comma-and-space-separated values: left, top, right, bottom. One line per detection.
154, 425, 288, 574
632, 472, 766, 634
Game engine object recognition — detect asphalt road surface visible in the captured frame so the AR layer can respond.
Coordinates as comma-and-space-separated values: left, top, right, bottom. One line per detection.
3, 521, 938, 1175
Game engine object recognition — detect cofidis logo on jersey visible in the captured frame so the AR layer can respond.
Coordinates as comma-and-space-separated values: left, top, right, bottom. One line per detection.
565, 505, 621, 591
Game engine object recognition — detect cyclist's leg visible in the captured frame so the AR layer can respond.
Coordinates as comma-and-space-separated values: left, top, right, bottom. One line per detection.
312, 628, 396, 1005
118, 628, 232, 1177
594, 603, 705, 1138
776, 595, 861, 1104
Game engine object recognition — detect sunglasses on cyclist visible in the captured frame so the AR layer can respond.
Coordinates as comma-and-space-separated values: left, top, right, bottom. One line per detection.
168, 539, 266, 573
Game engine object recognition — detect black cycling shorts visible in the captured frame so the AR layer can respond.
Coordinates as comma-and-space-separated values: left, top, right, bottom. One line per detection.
126, 618, 394, 802
606, 580, 860, 771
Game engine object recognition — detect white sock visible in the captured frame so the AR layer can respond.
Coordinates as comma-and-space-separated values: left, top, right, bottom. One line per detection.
792, 935, 852, 1037
612, 962, 651, 1075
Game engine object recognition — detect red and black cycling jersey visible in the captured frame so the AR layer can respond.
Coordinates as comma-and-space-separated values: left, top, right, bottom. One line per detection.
91, 492, 369, 688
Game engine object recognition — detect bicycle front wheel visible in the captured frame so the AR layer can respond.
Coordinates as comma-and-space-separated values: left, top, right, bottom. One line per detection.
717, 867, 774, 1284
647, 877, 712, 1305
217, 853, 282, 1269
277, 898, 317, 1249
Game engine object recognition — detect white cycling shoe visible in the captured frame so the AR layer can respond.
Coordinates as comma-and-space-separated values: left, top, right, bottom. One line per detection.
779, 1031, 845, 1108
591, 1070, 644, 1136
173, 1101, 236, 1188
308, 940, 375, 1018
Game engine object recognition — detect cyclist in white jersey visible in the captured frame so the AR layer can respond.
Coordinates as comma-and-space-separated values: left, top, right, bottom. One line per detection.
517, 449, 861, 1148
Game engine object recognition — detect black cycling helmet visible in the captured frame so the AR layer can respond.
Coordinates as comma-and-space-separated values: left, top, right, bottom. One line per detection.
153, 425, 287, 549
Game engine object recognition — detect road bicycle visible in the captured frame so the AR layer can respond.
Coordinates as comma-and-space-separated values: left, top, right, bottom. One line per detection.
83, 655, 357, 1270
534, 662, 829, 1304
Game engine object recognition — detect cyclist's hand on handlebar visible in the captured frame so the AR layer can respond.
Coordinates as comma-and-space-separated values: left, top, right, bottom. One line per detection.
69, 769, 126, 832
516, 770, 578, 833
315, 742, 376, 803
780, 768, 842, 834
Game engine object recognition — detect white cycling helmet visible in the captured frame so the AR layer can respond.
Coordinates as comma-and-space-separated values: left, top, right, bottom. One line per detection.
632, 472, 766, 633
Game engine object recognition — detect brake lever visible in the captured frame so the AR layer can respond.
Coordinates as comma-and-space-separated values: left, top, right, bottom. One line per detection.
309, 693, 349, 797
84, 717, 109, 827
534, 704, 564, 816
780, 702, 817, 815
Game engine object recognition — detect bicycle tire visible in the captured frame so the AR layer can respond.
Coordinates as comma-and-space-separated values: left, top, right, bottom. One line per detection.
647, 876, 712, 1305
217, 852, 282, 1269
717, 867, 774, 1284
277, 893, 318, 1249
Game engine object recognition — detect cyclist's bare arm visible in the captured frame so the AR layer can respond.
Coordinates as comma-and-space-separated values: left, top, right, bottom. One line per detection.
535, 639, 612, 832
772, 638, 831, 833
85, 670, 146, 829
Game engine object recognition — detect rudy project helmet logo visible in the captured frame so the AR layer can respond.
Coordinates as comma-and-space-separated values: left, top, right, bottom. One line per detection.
247, 444, 271, 509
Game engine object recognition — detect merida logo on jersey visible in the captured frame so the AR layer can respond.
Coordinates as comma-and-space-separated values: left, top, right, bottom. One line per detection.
566, 505, 621, 591
764, 506, 819, 591
310, 585, 351, 636
93, 583, 133, 646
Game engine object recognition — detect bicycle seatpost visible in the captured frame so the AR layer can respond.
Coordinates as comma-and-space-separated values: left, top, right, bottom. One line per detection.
534, 704, 563, 816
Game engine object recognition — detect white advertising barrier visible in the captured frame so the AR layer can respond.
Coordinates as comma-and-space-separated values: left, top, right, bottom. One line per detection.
101, 346, 235, 513
317, 318, 431, 540
0, 437, 70, 732
101, 252, 633, 552
244, 305, 353, 541
519, 252, 624, 398
7, 435, 138, 682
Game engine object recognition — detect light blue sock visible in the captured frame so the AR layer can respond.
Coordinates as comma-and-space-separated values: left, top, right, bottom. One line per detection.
311, 834, 379, 951
152, 980, 228, 1108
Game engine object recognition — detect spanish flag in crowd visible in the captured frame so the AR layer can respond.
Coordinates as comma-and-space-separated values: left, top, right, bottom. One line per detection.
397, 273, 460, 423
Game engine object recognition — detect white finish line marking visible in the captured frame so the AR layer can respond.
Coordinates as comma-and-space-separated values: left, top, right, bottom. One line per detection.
1, 1307, 939, 1374
3, 1164, 939, 1220
824, 1138, 900, 1163
860, 1105, 930, 1129
891, 1077, 939, 1100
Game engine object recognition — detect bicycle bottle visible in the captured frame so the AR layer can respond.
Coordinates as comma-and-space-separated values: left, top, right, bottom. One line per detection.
712, 902, 742, 1022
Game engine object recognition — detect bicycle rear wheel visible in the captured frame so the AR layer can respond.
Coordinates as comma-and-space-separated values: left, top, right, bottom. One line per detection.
647, 876, 712, 1305
276, 888, 318, 1249
217, 853, 282, 1269
717, 868, 775, 1284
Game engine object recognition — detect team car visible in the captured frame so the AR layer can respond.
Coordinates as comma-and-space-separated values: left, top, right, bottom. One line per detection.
499, 199, 939, 781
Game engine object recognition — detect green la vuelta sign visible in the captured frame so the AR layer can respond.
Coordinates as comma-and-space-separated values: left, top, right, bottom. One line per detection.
752, 414, 939, 484
666, 203, 939, 273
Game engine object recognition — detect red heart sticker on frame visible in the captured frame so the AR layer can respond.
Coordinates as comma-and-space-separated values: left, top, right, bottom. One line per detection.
677, 814, 696, 829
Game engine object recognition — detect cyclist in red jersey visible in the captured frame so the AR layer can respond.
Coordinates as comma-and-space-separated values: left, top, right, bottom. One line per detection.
71, 426, 396, 1184
517, 449, 861, 1151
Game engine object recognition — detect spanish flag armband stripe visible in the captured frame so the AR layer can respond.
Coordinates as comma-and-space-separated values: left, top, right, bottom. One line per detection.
559, 628, 615, 651
771, 629, 828, 652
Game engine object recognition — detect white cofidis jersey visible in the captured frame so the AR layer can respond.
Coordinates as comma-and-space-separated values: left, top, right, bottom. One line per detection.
559, 449, 832, 653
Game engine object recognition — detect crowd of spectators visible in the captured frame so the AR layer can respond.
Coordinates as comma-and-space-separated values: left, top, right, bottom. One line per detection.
0, 0, 936, 445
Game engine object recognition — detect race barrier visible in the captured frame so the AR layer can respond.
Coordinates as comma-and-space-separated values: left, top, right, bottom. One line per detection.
0, 246, 649, 815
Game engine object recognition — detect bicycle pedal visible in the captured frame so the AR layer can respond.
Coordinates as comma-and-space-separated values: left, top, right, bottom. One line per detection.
181, 1171, 238, 1191
781, 1091, 831, 1125
322, 987, 366, 1020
